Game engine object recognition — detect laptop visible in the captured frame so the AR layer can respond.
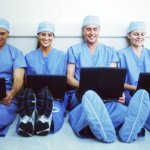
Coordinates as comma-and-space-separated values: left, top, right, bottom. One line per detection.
26, 75, 67, 100
137, 73, 150, 94
0, 77, 6, 101
78, 67, 127, 101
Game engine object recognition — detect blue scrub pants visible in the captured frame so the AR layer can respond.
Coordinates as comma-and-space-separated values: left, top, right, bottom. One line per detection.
69, 89, 150, 143
51, 100, 66, 133
0, 100, 17, 136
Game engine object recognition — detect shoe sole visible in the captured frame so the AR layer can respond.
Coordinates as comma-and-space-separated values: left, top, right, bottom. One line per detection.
18, 88, 36, 117
36, 87, 53, 117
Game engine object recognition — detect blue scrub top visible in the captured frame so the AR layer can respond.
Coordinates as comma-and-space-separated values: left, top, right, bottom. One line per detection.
25, 48, 67, 75
0, 44, 27, 91
67, 42, 118, 81
117, 46, 150, 86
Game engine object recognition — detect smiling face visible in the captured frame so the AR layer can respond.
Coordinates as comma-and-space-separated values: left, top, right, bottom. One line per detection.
37, 32, 54, 49
0, 28, 9, 49
127, 29, 146, 48
82, 24, 100, 45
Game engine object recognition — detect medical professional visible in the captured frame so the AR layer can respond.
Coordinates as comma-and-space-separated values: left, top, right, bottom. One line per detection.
66, 15, 150, 143
117, 21, 150, 131
17, 21, 67, 137
0, 18, 26, 136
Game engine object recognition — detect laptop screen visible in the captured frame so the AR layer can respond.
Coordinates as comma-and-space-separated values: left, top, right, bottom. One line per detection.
0, 77, 6, 101
137, 73, 150, 94
26, 75, 67, 100
78, 67, 127, 100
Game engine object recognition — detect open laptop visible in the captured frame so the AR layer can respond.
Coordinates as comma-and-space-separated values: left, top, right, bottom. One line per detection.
0, 77, 6, 101
137, 73, 150, 94
78, 67, 127, 101
26, 75, 67, 100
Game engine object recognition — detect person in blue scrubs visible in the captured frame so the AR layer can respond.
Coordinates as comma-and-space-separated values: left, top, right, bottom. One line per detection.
0, 18, 26, 136
66, 16, 150, 143
17, 21, 67, 137
117, 21, 150, 132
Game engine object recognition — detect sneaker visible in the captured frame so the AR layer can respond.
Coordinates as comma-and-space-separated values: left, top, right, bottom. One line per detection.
36, 86, 53, 117
18, 114, 34, 137
17, 88, 36, 137
35, 114, 52, 136
35, 86, 53, 135
18, 88, 36, 117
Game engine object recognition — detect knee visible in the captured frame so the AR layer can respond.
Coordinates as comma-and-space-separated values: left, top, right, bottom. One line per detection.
82, 90, 102, 102
134, 89, 150, 106
84, 90, 97, 97
136, 89, 149, 98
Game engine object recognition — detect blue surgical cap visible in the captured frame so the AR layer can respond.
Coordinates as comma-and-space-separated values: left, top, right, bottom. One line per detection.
0, 18, 10, 32
37, 21, 55, 34
82, 15, 100, 28
127, 21, 146, 34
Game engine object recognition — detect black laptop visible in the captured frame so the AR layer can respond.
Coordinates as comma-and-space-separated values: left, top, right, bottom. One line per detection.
26, 75, 67, 100
137, 73, 150, 94
78, 67, 127, 101
0, 77, 6, 101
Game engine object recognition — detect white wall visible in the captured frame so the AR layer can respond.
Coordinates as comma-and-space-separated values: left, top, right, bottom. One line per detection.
0, 0, 150, 54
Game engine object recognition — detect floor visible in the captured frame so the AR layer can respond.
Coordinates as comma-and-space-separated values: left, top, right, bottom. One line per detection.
0, 116, 150, 150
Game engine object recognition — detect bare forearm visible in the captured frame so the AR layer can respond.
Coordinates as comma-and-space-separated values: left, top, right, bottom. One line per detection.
10, 79, 24, 97
11, 68, 25, 97
67, 63, 79, 89
67, 75, 79, 89
124, 83, 137, 91
0, 68, 25, 105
